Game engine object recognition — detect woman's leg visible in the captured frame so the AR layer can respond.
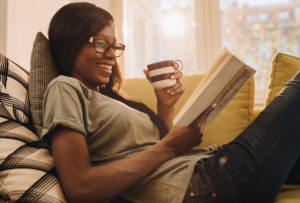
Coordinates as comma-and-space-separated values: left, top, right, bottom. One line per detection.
285, 155, 300, 184
191, 72, 300, 203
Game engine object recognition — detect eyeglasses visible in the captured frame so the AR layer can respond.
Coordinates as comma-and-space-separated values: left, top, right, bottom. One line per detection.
89, 37, 125, 57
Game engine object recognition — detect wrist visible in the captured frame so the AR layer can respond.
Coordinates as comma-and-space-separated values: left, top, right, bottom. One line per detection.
157, 103, 174, 132
157, 102, 174, 109
151, 141, 176, 160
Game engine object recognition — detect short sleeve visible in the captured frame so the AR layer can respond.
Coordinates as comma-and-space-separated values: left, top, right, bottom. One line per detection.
41, 81, 86, 144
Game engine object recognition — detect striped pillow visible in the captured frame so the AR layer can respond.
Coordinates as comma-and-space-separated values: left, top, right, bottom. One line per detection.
0, 53, 66, 202
0, 54, 31, 124
0, 116, 66, 202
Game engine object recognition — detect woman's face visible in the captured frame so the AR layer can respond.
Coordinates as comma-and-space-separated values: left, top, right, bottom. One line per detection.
72, 24, 116, 91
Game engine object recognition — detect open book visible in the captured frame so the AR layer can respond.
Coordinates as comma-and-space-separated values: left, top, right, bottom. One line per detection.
173, 48, 256, 127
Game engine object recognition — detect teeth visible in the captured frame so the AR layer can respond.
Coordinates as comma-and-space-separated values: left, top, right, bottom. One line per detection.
97, 64, 112, 70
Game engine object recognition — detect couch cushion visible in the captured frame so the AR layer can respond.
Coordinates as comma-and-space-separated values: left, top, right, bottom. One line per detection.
0, 54, 31, 124
0, 116, 66, 202
266, 53, 300, 106
29, 32, 59, 135
203, 77, 254, 147
124, 74, 255, 147
275, 185, 300, 203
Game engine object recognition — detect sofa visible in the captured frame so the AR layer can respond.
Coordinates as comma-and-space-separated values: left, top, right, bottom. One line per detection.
0, 32, 300, 202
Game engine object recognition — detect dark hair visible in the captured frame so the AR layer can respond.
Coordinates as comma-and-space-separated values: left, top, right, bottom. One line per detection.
49, 3, 113, 75
49, 2, 123, 90
48, 2, 167, 137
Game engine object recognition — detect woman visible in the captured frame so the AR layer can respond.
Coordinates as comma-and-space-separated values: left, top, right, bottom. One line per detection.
42, 2, 300, 203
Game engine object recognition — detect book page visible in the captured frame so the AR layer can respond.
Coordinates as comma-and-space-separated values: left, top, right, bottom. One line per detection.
206, 65, 255, 123
173, 48, 256, 127
199, 48, 231, 85
188, 48, 231, 101
176, 49, 233, 119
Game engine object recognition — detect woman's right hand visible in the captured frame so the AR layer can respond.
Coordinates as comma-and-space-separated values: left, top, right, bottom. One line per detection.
159, 126, 203, 156
158, 103, 216, 156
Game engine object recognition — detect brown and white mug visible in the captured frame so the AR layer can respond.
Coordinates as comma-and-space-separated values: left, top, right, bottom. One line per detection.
147, 59, 183, 89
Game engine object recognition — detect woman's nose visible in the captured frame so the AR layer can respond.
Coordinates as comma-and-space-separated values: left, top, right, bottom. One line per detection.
104, 47, 117, 60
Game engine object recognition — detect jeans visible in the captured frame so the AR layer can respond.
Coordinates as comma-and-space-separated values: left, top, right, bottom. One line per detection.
183, 72, 300, 203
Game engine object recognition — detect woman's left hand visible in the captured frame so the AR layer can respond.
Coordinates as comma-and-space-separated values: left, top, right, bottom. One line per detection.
143, 70, 184, 107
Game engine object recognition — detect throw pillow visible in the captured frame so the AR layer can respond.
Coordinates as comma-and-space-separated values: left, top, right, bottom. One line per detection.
265, 53, 300, 106
29, 32, 58, 136
203, 77, 254, 147
124, 74, 255, 147
0, 116, 66, 202
0, 53, 31, 124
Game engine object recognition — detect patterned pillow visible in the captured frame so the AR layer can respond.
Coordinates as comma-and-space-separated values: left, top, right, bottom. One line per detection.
29, 32, 59, 136
0, 54, 31, 124
0, 52, 66, 202
0, 116, 66, 202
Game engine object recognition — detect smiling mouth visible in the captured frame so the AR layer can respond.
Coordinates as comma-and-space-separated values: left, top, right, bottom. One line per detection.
97, 63, 113, 70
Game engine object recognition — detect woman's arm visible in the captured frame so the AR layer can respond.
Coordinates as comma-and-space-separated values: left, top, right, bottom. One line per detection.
157, 102, 174, 131
51, 124, 203, 203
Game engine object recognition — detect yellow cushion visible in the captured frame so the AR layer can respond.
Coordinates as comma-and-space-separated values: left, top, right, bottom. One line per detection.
275, 185, 300, 203
124, 74, 254, 147
266, 53, 300, 106
202, 77, 254, 147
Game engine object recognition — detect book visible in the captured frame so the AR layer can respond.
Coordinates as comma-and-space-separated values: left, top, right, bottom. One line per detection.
173, 47, 256, 127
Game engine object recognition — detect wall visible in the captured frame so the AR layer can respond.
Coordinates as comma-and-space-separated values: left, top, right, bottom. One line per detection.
4, 0, 113, 70
74, 0, 111, 11
6, 0, 70, 70
0, 0, 7, 55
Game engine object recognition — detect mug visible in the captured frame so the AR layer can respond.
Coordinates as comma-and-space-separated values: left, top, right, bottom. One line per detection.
147, 59, 183, 89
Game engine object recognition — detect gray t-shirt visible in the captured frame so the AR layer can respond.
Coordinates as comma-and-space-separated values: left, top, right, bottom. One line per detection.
41, 75, 215, 203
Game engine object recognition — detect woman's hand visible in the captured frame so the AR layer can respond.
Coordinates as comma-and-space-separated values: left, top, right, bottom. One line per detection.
144, 69, 184, 131
158, 126, 202, 156
189, 103, 217, 134
143, 69, 184, 107
158, 104, 216, 156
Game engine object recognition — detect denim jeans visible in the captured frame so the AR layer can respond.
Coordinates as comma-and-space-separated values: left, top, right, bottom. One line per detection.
183, 72, 300, 203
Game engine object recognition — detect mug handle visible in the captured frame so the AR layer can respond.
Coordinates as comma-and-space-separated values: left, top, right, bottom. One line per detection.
174, 59, 183, 71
